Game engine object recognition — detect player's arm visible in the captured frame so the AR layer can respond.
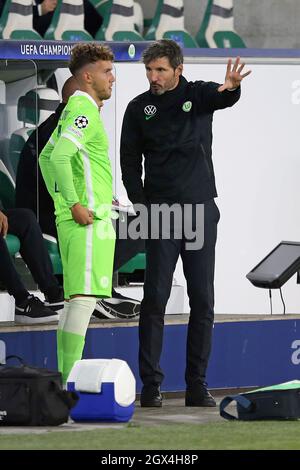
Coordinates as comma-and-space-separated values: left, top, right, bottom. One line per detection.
50, 135, 93, 225
49, 136, 79, 207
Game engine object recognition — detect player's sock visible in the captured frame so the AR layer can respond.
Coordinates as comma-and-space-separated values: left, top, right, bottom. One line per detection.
61, 297, 96, 384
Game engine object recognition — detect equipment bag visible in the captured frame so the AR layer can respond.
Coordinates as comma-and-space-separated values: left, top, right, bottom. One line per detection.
0, 355, 78, 426
220, 380, 300, 421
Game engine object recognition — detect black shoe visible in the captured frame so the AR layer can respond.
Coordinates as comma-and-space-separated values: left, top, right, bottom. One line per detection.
140, 385, 163, 408
15, 295, 59, 325
44, 286, 64, 311
185, 383, 216, 407
93, 293, 140, 319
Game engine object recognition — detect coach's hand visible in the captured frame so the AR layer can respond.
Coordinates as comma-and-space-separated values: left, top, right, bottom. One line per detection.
71, 203, 94, 225
218, 56, 251, 92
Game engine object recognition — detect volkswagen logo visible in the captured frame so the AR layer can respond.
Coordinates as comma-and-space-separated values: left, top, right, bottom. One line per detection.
144, 105, 157, 116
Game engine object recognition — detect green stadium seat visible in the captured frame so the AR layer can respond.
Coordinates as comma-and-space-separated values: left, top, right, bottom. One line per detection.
0, 0, 42, 39
196, 0, 246, 48
0, 160, 15, 209
89, 0, 143, 34
44, 0, 93, 41
88, 0, 112, 19
5, 234, 20, 256
133, 1, 143, 36
118, 252, 146, 274
145, 0, 198, 48
95, 0, 143, 41
43, 234, 63, 275
0, 104, 14, 177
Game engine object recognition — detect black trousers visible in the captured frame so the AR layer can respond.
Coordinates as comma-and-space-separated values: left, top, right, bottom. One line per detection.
0, 208, 59, 303
112, 213, 145, 272
139, 200, 220, 388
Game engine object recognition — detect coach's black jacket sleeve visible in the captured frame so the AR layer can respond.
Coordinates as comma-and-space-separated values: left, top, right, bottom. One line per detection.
195, 81, 241, 113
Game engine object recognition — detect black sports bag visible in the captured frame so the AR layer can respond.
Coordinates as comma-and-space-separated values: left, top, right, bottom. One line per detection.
0, 355, 78, 426
220, 380, 300, 421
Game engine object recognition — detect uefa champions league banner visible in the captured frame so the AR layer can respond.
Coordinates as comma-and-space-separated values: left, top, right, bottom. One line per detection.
1, 41, 298, 62
0, 40, 148, 61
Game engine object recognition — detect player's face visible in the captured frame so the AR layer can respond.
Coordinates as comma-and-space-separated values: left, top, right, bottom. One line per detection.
145, 57, 182, 96
90, 60, 115, 101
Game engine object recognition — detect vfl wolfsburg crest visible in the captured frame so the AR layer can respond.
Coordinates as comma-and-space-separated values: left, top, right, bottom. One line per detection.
144, 105, 157, 120
182, 101, 192, 112
128, 44, 136, 59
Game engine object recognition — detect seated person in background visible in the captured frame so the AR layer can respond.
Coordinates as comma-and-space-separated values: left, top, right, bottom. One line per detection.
15, 78, 77, 238
16, 76, 144, 319
0, 208, 63, 324
33, 0, 103, 37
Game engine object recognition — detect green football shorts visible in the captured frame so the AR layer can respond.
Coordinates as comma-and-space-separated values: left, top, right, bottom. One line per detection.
57, 218, 116, 299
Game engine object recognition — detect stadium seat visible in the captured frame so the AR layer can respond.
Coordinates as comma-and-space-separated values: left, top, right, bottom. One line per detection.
44, 0, 93, 41
9, 87, 60, 176
0, 0, 42, 39
0, 103, 14, 178
133, 1, 143, 36
0, 160, 15, 209
43, 234, 63, 275
5, 234, 20, 257
89, 0, 143, 35
88, 0, 112, 19
95, 0, 143, 41
118, 252, 146, 274
144, 0, 198, 48
196, 0, 246, 48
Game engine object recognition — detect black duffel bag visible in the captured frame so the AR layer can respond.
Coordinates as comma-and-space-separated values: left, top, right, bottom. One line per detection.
0, 355, 78, 426
220, 380, 300, 421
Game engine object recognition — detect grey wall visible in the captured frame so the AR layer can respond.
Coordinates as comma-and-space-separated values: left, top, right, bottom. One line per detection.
138, 0, 300, 48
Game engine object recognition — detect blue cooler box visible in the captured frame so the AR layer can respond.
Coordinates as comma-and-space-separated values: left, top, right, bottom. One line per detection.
67, 358, 136, 422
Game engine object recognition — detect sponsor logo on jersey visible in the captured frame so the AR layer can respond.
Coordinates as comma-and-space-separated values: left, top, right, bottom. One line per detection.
74, 115, 89, 128
144, 105, 157, 120
182, 101, 192, 112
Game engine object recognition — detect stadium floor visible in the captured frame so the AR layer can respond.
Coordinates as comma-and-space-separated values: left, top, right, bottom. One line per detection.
0, 390, 239, 435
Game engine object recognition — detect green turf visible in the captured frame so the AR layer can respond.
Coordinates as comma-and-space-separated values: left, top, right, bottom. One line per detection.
1, 421, 300, 450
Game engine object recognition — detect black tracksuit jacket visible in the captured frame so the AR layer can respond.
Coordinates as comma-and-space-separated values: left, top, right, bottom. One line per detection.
121, 75, 240, 205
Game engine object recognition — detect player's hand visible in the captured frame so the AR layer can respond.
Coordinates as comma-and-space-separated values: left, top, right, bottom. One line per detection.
218, 57, 251, 92
0, 210, 8, 237
71, 203, 94, 225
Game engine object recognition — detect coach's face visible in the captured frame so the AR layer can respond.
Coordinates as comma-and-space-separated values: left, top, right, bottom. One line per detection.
145, 57, 183, 96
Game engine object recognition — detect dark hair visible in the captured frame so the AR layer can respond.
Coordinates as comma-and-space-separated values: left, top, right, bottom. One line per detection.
142, 39, 183, 69
69, 43, 114, 76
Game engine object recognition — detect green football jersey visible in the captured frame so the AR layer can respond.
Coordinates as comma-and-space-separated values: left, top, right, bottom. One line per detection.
40, 91, 113, 224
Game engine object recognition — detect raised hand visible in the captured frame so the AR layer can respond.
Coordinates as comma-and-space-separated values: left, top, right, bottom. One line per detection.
218, 57, 251, 92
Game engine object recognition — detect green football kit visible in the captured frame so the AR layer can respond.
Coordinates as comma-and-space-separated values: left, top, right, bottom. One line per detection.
40, 90, 116, 383
40, 90, 115, 299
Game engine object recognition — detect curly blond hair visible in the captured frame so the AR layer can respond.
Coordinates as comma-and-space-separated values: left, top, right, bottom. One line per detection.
69, 43, 114, 75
